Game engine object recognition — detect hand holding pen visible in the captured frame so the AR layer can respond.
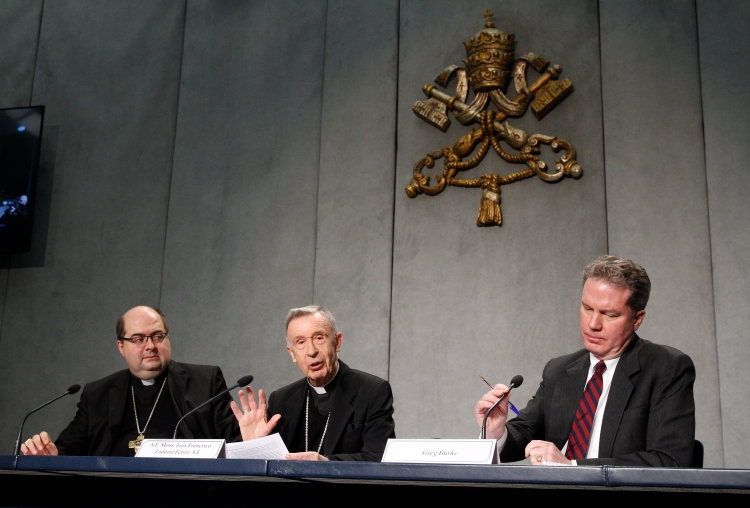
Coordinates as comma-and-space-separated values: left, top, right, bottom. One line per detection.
480, 375, 520, 416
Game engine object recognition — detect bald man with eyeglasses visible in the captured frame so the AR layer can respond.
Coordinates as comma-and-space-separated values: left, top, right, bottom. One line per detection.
20, 306, 240, 456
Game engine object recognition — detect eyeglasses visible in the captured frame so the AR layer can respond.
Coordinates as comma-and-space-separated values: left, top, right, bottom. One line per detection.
120, 332, 167, 346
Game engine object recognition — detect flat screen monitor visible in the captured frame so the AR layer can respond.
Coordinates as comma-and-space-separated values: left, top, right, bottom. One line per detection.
0, 105, 44, 254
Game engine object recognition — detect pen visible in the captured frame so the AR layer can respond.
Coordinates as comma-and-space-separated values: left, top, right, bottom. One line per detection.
479, 375, 520, 416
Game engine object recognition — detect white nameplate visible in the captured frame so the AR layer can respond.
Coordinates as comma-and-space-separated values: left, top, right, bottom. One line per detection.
381, 439, 497, 464
135, 439, 226, 459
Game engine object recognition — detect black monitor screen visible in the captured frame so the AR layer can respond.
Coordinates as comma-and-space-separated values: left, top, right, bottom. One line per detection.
0, 105, 44, 254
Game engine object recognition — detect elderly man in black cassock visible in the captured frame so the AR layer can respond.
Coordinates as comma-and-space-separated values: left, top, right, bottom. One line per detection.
233, 305, 395, 461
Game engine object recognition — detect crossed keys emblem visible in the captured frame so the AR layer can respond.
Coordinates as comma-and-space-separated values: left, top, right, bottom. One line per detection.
406, 10, 582, 226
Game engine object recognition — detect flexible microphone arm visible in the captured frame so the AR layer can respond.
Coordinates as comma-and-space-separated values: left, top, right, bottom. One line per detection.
481, 375, 523, 440
14, 384, 81, 456
172, 375, 253, 439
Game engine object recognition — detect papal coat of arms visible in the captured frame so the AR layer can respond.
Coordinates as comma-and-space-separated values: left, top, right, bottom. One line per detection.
406, 10, 582, 226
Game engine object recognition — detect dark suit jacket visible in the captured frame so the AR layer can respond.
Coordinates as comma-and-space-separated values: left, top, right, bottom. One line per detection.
501, 335, 696, 466
266, 361, 395, 461
56, 361, 240, 456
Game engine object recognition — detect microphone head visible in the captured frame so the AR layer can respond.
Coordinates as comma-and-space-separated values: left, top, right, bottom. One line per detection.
67, 384, 81, 395
509, 375, 523, 389
237, 375, 254, 387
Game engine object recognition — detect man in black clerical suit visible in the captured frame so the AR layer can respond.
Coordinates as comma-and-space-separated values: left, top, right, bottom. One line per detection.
231, 305, 395, 461
476, 255, 696, 467
20, 306, 240, 456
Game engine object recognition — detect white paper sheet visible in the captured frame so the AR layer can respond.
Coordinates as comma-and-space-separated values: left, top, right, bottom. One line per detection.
225, 433, 289, 460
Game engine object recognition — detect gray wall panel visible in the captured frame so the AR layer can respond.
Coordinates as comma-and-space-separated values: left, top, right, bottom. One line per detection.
159, 1, 327, 397
600, 0, 722, 466
0, 0, 185, 443
312, 0, 398, 380
697, 0, 750, 469
391, 0, 606, 440
0, 0, 43, 349
0, 0, 42, 107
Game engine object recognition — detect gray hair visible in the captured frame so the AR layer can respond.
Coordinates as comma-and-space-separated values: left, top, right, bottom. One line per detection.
583, 255, 651, 314
284, 305, 338, 343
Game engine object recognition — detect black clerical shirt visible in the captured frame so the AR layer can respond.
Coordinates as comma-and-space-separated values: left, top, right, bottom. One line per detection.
288, 372, 339, 454
111, 371, 181, 457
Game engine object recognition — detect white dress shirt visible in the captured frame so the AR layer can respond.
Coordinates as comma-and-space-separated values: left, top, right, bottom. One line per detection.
495, 353, 620, 464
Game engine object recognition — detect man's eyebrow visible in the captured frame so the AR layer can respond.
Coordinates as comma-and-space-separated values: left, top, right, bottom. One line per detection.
580, 300, 621, 314
293, 331, 320, 339
586, 305, 621, 315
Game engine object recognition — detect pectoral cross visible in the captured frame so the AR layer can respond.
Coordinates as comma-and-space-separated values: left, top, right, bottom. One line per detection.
128, 433, 145, 454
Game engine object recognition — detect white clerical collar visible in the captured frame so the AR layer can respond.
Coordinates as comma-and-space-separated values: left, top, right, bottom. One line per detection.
141, 378, 156, 386
308, 362, 340, 394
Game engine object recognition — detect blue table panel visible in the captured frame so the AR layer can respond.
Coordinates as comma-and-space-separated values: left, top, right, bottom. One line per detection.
607, 466, 750, 490
3, 455, 750, 491
12, 455, 267, 476
267, 460, 607, 485
0, 455, 16, 470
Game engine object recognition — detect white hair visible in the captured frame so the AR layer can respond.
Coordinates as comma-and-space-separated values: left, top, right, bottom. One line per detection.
284, 305, 338, 344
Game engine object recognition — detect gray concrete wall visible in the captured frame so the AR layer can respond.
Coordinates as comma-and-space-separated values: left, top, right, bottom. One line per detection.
158, 0, 327, 409
312, 0, 398, 381
0, 0, 186, 443
696, 0, 750, 469
0, 0, 43, 337
0, 0, 746, 469
391, 0, 607, 441
600, 0, 722, 467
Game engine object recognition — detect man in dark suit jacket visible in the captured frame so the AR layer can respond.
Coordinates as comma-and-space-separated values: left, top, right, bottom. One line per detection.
232, 305, 395, 461
20, 306, 240, 456
476, 256, 696, 467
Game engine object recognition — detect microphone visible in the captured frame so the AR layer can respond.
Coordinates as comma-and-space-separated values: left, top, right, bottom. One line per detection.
172, 375, 253, 439
481, 375, 523, 440
14, 384, 81, 455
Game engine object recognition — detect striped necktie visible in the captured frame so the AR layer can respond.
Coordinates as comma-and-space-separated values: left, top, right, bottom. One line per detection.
565, 360, 607, 461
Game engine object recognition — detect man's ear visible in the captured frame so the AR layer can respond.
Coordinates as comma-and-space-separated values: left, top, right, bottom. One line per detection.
286, 345, 297, 363
117, 340, 125, 358
633, 310, 646, 331
335, 333, 342, 352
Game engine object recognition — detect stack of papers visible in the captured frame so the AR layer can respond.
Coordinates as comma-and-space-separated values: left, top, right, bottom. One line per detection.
225, 434, 289, 460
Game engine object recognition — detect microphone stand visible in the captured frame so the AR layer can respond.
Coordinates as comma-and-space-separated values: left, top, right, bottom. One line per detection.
14, 385, 80, 456
481, 377, 522, 440
173, 375, 253, 439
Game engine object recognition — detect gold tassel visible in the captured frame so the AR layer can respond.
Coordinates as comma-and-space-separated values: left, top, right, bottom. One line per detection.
476, 175, 501, 226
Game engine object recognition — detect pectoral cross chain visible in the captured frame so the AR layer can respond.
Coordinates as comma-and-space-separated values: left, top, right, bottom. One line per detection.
129, 378, 167, 455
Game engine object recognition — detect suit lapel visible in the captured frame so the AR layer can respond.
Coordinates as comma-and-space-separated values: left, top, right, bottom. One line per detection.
322, 362, 354, 456
598, 336, 643, 457
104, 370, 130, 455
168, 361, 195, 438
549, 353, 590, 447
